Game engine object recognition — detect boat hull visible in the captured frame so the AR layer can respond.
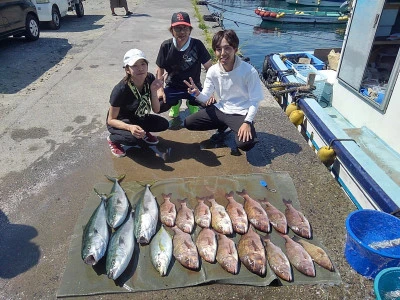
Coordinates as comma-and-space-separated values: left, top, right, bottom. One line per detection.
286, 0, 345, 7
261, 15, 346, 24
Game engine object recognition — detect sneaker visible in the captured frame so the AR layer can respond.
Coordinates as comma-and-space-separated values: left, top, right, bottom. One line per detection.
142, 132, 159, 145
126, 11, 133, 16
210, 126, 232, 142
112, 12, 117, 16
169, 100, 182, 118
107, 136, 126, 157
187, 103, 199, 114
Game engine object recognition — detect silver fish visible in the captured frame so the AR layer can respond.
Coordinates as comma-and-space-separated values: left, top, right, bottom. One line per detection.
260, 198, 287, 234
196, 227, 217, 263
238, 226, 266, 276
81, 189, 110, 265
283, 198, 312, 239
106, 211, 135, 280
194, 196, 211, 228
208, 196, 233, 235
159, 193, 176, 227
171, 226, 199, 270
105, 175, 130, 228
134, 184, 159, 244
282, 234, 315, 277
216, 233, 239, 275
150, 225, 173, 276
176, 198, 195, 234
225, 191, 248, 234
262, 234, 292, 282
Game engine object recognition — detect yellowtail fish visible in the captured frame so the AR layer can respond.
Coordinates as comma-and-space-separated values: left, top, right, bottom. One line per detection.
106, 211, 135, 280
225, 191, 248, 234
281, 234, 315, 277
283, 198, 312, 239
171, 226, 199, 270
236, 189, 270, 233
134, 184, 158, 244
292, 236, 334, 271
150, 225, 173, 276
159, 193, 176, 227
262, 234, 292, 282
238, 226, 266, 276
81, 189, 109, 265
216, 233, 239, 275
105, 175, 129, 229
196, 227, 217, 263
259, 198, 287, 234
194, 196, 211, 228
207, 196, 233, 235
176, 198, 194, 234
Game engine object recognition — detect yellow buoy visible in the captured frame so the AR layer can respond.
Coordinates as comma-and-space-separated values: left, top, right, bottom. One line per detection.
285, 102, 298, 116
289, 109, 304, 126
317, 146, 336, 166
271, 81, 285, 91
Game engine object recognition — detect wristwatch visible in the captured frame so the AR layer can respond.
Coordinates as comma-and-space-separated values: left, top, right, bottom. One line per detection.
243, 120, 252, 125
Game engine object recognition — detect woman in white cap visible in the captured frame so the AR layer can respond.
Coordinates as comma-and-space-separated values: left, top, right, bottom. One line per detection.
156, 11, 212, 118
106, 49, 169, 158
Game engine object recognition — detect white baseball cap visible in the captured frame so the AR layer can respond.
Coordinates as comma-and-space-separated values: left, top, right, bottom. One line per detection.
123, 49, 148, 67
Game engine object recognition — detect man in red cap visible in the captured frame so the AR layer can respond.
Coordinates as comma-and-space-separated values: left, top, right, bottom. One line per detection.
156, 12, 212, 118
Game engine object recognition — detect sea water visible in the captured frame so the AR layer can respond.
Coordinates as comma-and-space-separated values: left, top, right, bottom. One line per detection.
207, 0, 346, 72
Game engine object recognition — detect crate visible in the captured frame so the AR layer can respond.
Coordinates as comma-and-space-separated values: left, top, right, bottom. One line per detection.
292, 64, 327, 102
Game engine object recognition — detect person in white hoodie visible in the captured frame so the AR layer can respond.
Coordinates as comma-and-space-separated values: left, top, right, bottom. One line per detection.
183, 29, 264, 152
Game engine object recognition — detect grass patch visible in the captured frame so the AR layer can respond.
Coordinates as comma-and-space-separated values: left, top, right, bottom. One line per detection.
192, 0, 216, 61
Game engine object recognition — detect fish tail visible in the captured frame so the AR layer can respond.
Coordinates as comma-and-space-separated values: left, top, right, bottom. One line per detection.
225, 191, 234, 199
162, 193, 172, 200
93, 188, 109, 202
282, 198, 292, 205
105, 174, 125, 183
196, 196, 206, 203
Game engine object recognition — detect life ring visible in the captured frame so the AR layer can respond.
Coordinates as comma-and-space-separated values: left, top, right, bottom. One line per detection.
270, 12, 277, 18
263, 11, 271, 17
255, 9, 260, 15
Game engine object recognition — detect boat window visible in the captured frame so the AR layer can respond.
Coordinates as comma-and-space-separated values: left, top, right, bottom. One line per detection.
338, 0, 400, 112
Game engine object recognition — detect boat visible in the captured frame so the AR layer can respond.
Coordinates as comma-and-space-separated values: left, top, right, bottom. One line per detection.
260, 0, 400, 217
254, 7, 349, 24
286, 0, 347, 7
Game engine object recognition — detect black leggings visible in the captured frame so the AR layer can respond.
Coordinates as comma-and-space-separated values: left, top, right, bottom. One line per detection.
184, 105, 257, 151
107, 114, 169, 146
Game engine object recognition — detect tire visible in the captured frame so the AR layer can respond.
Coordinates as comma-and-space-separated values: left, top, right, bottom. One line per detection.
25, 14, 40, 41
49, 7, 61, 30
203, 14, 216, 22
75, 1, 84, 18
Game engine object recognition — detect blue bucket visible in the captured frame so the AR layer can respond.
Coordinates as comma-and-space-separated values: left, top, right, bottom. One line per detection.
374, 267, 400, 300
345, 210, 400, 279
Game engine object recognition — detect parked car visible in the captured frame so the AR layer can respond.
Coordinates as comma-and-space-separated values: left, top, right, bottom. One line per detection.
0, 0, 40, 41
31, 0, 84, 30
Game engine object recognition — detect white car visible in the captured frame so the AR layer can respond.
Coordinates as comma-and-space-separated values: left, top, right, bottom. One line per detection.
31, 0, 84, 30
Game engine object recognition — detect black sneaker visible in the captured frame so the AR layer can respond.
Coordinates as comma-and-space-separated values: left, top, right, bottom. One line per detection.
126, 11, 133, 16
210, 126, 232, 142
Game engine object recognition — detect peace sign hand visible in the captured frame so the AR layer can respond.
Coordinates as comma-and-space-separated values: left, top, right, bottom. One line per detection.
183, 77, 199, 97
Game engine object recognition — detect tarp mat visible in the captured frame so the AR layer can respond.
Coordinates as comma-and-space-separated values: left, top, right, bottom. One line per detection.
57, 172, 341, 297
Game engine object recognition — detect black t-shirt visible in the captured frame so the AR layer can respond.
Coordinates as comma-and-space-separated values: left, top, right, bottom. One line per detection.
109, 73, 155, 121
156, 38, 211, 90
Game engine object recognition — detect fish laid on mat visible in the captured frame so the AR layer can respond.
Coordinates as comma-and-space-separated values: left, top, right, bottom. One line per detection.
259, 198, 287, 234
281, 234, 315, 277
293, 236, 334, 271
283, 198, 312, 239
194, 196, 211, 228
106, 211, 135, 280
207, 196, 233, 235
238, 226, 266, 276
105, 175, 130, 228
216, 233, 239, 275
134, 184, 158, 244
171, 226, 199, 270
225, 191, 248, 234
262, 234, 292, 282
196, 227, 217, 263
159, 193, 176, 227
176, 198, 195, 234
81, 190, 110, 265
150, 225, 173, 276
236, 189, 270, 233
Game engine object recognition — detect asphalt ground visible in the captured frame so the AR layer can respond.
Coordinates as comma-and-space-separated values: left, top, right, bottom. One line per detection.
0, 0, 374, 299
